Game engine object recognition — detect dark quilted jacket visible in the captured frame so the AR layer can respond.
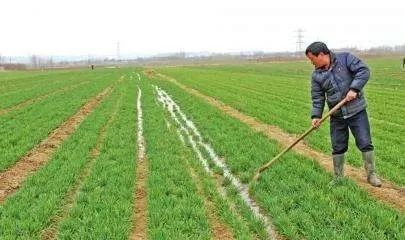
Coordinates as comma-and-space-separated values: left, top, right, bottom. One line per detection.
310, 52, 370, 119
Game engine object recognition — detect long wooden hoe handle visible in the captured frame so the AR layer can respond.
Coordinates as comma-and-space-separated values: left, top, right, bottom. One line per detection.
252, 98, 348, 182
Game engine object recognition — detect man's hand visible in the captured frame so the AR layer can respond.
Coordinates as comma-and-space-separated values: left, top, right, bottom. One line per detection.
312, 118, 321, 128
345, 89, 358, 102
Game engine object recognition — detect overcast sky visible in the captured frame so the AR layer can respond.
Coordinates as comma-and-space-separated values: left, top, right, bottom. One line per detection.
1, 0, 404, 57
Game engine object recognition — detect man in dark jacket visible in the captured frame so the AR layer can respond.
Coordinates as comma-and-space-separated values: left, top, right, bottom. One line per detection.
305, 42, 381, 187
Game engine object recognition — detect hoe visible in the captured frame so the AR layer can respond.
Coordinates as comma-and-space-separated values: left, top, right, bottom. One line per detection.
252, 98, 347, 181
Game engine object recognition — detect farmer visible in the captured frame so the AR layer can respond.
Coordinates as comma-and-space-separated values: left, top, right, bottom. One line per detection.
305, 41, 381, 187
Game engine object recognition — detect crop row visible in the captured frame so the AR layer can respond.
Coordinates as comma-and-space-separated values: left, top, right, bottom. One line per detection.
0, 69, 121, 111
147, 81, 271, 239
0, 71, 144, 239
57, 72, 137, 239
0, 72, 130, 238
0, 72, 117, 171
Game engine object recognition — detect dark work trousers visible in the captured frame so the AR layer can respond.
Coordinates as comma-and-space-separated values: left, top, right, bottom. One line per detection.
330, 110, 374, 155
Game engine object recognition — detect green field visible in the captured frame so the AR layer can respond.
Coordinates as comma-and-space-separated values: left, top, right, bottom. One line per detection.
0, 58, 403, 239
158, 58, 405, 186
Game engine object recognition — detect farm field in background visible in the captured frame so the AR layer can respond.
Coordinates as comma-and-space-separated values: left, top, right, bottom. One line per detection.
0, 57, 403, 239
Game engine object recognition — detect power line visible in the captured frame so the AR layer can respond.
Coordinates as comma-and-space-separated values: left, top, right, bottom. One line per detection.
295, 28, 305, 53
116, 41, 121, 61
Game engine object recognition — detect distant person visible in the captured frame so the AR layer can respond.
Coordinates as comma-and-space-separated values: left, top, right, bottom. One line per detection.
91, 64, 95, 70
305, 41, 381, 187
402, 57, 405, 69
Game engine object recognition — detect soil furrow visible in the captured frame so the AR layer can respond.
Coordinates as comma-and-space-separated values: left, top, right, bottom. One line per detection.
130, 86, 148, 240
188, 167, 234, 240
